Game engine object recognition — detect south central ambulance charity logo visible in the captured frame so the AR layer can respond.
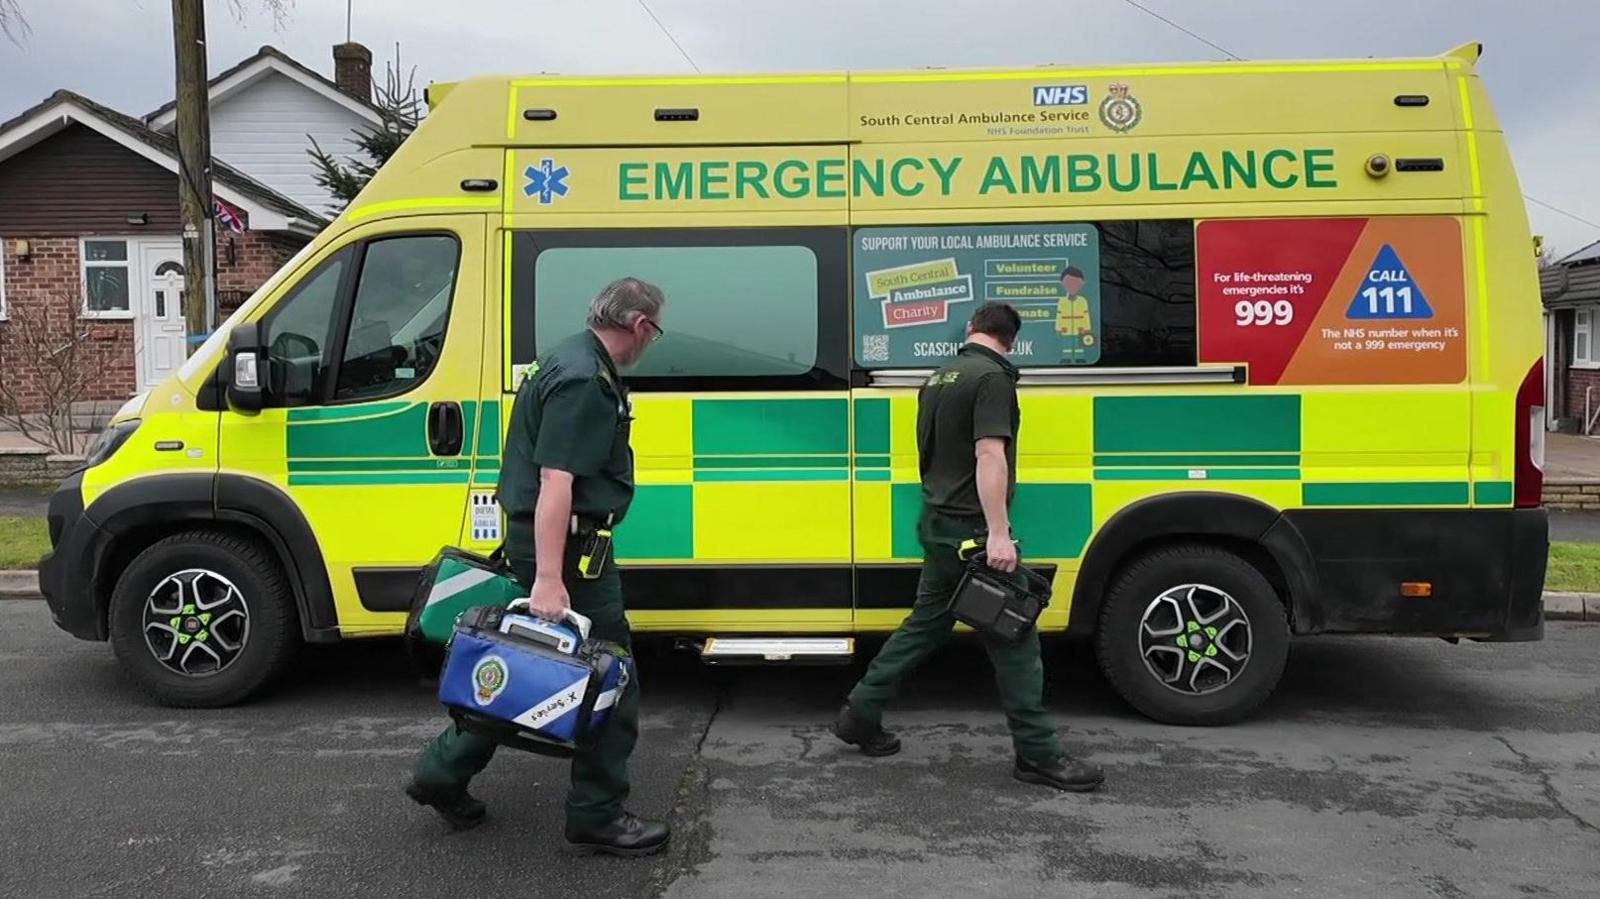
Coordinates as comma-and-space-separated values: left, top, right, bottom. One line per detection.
523, 158, 570, 205
1099, 83, 1143, 133
471, 655, 509, 705
864, 257, 975, 329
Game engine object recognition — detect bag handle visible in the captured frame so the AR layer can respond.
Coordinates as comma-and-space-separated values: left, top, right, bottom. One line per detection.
961, 550, 1054, 599
503, 600, 593, 640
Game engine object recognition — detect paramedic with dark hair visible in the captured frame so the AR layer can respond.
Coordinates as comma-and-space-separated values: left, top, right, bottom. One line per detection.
406, 277, 673, 857
831, 301, 1105, 793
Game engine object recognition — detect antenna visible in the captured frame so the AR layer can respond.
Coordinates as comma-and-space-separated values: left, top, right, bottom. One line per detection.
346, 0, 352, 43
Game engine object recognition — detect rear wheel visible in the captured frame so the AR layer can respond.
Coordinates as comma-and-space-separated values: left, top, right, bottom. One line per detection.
109, 530, 299, 707
1095, 544, 1288, 725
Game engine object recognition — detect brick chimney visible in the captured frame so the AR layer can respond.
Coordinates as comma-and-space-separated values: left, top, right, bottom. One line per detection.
332, 42, 372, 103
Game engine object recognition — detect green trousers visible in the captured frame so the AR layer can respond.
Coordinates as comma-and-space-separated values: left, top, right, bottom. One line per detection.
847, 512, 1063, 763
414, 561, 638, 829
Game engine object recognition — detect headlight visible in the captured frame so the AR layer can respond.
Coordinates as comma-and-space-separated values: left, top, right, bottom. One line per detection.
85, 419, 140, 468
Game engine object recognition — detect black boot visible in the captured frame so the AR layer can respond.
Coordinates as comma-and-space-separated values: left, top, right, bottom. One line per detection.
1013, 754, 1105, 793
830, 703, 901, 757
564, 812, 671, 857
404, 779, 488, 830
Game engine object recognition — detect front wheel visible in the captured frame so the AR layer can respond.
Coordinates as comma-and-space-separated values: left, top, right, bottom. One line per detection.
1095, 544, 1289, 726
109, 530, 299, 707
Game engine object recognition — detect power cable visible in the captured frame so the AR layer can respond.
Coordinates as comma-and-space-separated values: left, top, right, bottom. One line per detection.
637, 0, 701, 73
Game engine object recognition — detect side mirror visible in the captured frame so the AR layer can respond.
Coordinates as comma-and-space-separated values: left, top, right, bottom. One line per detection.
226, 322, 266, 413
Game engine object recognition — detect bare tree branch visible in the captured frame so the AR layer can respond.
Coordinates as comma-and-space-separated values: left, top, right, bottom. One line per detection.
0, 301, 110, 455
226, 0, 294, 29
0, 0, 31, 45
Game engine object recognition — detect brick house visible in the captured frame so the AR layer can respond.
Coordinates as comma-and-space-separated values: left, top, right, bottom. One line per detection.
0, 43, 383, 413
1540, 240, 1600, 432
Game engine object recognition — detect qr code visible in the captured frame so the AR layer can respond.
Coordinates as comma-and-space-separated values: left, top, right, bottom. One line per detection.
861, 333, 890, 363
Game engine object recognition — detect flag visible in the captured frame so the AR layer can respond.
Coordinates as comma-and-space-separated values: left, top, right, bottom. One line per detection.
213, 197, 247, 234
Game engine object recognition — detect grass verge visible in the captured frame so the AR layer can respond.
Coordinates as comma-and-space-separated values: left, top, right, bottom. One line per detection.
0, 516, 49, 570
1547, 542, 1600, 593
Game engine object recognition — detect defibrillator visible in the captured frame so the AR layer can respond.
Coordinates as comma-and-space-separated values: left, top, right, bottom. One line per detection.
438, 605, 631, 758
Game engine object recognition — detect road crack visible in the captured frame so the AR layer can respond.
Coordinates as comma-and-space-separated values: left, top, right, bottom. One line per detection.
1495, 735, 1600, 836
641, 679, 727, 898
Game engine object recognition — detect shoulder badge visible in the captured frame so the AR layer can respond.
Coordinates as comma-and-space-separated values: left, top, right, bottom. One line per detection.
514, 360, 541, 390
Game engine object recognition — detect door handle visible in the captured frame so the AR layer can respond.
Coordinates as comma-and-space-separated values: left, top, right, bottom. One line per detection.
428, 401, 464, 457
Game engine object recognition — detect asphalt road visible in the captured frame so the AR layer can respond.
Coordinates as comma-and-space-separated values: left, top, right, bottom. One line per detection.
2, 600, 1598, 899
1551, 511, 1600, 544
0, 486, 48, 517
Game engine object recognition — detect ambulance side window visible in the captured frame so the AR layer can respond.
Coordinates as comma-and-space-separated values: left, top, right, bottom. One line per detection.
259, 250, 349, 407
509, 228, 849, 391
333, 235, 460, 402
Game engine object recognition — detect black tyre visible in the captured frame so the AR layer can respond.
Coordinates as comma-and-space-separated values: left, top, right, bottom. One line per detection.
1095, 544, 1288, 726
109, 530, 299, 707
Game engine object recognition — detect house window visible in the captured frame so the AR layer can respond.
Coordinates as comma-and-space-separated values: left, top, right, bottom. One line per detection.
81, 239, 132, 317
1576, 307, 1594, 366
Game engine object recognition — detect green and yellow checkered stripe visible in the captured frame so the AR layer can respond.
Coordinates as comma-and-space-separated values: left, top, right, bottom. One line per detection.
281, 389, 1516, 568
621, 395, 853, 562
850, 394, 1095, 564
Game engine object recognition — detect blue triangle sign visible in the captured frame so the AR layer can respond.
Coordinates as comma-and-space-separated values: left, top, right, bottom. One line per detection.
1346, 244, 1433, 319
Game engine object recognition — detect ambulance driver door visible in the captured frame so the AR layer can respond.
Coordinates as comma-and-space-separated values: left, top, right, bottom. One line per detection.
217, 216, 487, 634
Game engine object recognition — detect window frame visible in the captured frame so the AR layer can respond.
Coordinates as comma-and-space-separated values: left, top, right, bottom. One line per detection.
257, 246, 357, 408
330, 232, 463, 404
509, 227, 850, 393
79, 237, 136, 320
0, 242, 7, 320
255, 230, 463, 409
1575, 306, 1595, 368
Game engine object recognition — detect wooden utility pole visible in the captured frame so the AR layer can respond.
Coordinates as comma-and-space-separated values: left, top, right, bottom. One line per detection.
172, 0, 215, 346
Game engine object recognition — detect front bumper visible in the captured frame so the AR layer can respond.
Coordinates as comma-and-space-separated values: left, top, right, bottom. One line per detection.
39, 470, 108, 641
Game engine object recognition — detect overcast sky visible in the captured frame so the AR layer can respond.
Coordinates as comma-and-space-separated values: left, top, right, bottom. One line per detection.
2, 0, 1597, 254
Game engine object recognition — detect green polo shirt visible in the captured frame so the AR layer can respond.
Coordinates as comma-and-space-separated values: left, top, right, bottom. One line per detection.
498, 331, 635, 567
916, 342, 1020, 520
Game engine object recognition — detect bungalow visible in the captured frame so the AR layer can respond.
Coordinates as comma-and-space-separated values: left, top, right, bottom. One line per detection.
0, 43, 382, 411
1540, 239, 1600, 432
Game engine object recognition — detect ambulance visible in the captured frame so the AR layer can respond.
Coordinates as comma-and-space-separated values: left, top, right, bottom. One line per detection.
39, 43, 1548, 724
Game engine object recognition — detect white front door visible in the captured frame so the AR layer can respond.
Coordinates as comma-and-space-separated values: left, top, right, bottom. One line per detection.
136, 242, 186, 390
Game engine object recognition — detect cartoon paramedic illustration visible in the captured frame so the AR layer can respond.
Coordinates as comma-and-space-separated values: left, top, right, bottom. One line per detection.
1055, 265, 1095, 365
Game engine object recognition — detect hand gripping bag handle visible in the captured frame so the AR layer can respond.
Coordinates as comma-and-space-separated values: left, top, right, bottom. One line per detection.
962, 551, 1054, 604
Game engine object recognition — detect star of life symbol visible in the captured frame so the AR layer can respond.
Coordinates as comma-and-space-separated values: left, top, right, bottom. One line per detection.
524, 158, 570, 204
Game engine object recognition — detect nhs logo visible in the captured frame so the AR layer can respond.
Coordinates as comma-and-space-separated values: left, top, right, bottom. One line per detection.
1033, 84, 1089, 106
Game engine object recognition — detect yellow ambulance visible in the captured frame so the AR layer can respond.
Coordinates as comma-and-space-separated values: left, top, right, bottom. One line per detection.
40, 43, 1548, 724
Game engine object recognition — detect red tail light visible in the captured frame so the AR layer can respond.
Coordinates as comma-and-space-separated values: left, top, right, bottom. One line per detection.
1514, 358, 1545, 508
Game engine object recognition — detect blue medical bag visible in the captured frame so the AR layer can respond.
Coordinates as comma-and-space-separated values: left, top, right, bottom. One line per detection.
438, 605, 631, 758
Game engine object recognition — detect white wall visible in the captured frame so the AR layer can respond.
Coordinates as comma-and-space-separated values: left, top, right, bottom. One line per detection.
207, 72, 371, 216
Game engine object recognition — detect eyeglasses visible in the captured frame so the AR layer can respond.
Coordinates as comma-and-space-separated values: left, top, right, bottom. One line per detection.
643, 318, 665, 343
